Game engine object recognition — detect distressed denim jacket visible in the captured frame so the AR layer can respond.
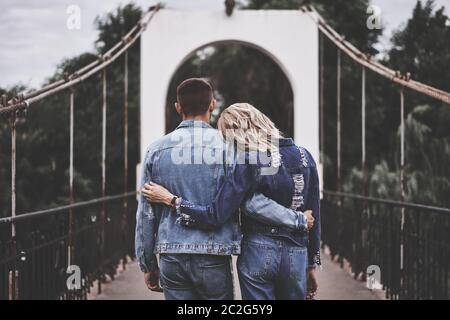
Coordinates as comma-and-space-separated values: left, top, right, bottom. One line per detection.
135, 121, 309, 272
177, 138, 321, 267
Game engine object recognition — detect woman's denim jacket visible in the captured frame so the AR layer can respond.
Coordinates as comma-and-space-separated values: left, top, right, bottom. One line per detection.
177, 138, 321, 268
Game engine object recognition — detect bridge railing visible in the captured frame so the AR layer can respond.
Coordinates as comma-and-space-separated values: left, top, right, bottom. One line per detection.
322, 190, 450, 300
0, 5, 162, 300
301, 5, 450, 300
1, 4, 449, 301
0, 192, 136, 300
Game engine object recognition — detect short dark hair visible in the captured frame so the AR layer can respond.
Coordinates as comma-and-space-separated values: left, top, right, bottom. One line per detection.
177, 78, 213, 116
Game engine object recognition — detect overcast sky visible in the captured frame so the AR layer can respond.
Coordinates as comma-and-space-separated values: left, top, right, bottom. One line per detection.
0, 0, 448, 88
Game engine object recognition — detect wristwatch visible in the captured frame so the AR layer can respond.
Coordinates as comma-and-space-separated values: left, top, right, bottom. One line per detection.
170, 196, 179, 208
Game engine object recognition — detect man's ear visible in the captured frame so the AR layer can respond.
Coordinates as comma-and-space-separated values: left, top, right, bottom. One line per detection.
209, 99, 217, 113
175, 102, 183, 116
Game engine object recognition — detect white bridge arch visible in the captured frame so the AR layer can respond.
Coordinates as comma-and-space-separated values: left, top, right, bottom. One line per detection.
140, 9, 320, 173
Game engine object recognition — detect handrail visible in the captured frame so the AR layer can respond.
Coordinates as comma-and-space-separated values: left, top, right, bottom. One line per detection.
323, 190, 450, 215
0, 192, 137, 225
301, 6, 450, 104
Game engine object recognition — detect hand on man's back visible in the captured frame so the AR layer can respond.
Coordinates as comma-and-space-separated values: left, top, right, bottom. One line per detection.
304, 210, 314, 230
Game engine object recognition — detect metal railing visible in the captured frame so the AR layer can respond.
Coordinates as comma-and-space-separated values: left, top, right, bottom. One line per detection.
0, 192, 136, 300
1, 4, 449, 301
305, 4, 450, 300
0, 4, 161, 300
321, 190, 450, 300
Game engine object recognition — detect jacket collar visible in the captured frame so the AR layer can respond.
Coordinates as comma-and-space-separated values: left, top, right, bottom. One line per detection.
176, 120, 213, 130
278, 137, 295, 147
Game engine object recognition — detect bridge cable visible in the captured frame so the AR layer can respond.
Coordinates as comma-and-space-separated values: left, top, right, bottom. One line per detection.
10, 110, 17, 237
336, 49, 342, 193
123, 51, 129, 240
361, 67, 366, 171
0, 4, 162, 116
399, 88, 406, 292
68, 87, 75, 266
301, 6, 450, 105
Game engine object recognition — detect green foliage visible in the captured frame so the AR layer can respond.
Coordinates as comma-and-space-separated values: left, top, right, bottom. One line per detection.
356, 1, 450, 207
344, 105, 450, 207
165, 44, 294, 136
244, 0, 382, 53
389, 0, 450, 96
402, 106, 450, 205
343, 161, 401, 199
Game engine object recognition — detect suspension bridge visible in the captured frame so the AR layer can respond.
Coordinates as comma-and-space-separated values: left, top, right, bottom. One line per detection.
0, 5, 449, 300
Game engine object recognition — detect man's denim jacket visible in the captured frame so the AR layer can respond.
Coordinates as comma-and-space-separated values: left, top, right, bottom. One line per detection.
135, 120, 309, 272
176, 138, 321, 267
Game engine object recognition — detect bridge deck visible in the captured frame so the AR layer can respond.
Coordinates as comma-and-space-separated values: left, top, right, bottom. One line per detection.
90, 251, 381, 300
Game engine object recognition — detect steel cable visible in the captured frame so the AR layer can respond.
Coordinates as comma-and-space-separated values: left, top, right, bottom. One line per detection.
0, 4, 161, 116
302, 6, 450, 105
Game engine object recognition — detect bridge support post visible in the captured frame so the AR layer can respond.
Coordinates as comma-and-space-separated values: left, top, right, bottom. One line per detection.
360, 66, 368, 280
122, 51, 129, 270
361, 67, 366, 175
6, 93, 17, 238
3, 94, 20, 299
68, 88, 75, 269
399, 88, 405, 298
98, 68, 108, 295
335, 49, 344, 267
319, 32, 325, 175
336, 49, 341, 193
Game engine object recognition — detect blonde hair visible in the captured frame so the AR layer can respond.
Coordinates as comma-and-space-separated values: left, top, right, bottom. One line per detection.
217, 103, 282, 153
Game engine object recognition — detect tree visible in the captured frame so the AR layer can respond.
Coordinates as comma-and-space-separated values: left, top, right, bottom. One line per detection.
165, 44, 294, 136
345, 0, 450, 207
388, 0, 450, 136
243, 0, 381, 53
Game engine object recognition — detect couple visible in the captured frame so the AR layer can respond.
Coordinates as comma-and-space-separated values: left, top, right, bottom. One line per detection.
135, 78, 321, 300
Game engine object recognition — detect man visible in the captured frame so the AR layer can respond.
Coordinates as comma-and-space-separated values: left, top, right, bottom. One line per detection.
135, 78, 312, 300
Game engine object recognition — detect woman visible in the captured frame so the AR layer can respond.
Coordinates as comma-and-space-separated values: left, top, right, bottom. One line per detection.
143, 103, 320, 300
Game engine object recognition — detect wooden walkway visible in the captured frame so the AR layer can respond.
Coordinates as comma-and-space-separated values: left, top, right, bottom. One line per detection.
90, 251, 382, 300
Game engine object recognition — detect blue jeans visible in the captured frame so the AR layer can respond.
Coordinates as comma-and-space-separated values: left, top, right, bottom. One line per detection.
159, 254, 234, 300
237, 233, 308, 300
